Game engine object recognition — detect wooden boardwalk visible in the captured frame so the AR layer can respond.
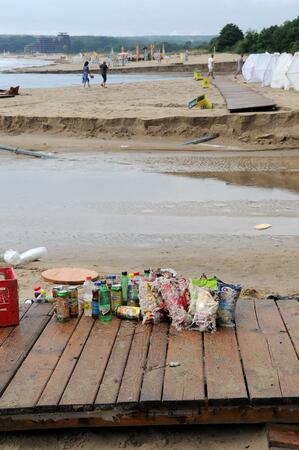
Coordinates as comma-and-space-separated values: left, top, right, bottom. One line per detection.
0, 299, 298, 431
214, 77, 277, 112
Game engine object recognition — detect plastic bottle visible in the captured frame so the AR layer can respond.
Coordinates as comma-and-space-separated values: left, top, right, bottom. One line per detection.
99, 281, 111, 322
106, 274, 116, 289
34, 284, 41, 299
133, 272, 140, 305
127, 273, 135, 306
83, 276, 94, 317
92, 282, 101, 319
144, 269, 151, 279
121, 271, 128, 305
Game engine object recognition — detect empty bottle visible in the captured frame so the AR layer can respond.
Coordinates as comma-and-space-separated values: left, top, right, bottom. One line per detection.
121, 271, 128, 305
99, 281, 111, 322
83, 276, 94, 317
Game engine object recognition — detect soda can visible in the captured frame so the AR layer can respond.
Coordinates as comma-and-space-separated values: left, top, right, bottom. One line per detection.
116, 306, 141, 320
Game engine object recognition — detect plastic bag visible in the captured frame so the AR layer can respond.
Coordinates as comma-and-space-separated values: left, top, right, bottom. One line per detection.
188, 283, 219, 333
3, 247, 48, 267
139, 280, 162, 324
217, 280, 242, 327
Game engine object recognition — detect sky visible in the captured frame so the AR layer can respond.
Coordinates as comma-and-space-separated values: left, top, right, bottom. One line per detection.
1, 0, 298, 36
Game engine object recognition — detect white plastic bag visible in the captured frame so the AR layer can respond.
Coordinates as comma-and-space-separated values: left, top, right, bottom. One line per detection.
3, 247, 48, 266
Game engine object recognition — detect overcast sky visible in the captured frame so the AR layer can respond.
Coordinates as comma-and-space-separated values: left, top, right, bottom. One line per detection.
1, 0, 298, 35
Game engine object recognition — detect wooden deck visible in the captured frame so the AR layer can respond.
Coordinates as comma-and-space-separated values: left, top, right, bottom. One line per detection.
0, 299, 298, 431
213, 77, 277, 112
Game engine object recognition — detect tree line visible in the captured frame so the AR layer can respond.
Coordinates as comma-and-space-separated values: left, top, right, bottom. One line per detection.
211, 16, 299, 54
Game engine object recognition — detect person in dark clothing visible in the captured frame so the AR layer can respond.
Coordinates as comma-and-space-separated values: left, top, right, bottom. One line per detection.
100, 61, 109, 88
82, 61, 93, 88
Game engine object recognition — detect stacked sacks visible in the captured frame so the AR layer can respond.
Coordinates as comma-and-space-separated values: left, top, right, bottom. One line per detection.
139, 270, 241, 332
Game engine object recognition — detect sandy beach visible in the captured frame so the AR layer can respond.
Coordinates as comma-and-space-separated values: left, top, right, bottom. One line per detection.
0, 76, 298, 148
0, 52, 299, 449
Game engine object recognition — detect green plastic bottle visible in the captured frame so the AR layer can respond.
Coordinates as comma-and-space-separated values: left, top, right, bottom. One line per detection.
99, 281, 111, 322
121, 271, 128, 305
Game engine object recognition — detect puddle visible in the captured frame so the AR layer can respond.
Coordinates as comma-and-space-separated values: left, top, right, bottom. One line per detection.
1, 151, 299, 252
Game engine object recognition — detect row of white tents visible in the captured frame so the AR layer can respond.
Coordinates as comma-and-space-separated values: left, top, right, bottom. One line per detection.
242, 52, 299, 91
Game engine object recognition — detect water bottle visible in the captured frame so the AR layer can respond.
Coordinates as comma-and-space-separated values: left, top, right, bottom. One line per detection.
99, 281, 111, 322
127, 273, 135, 306
121, 271, 128, 305
83, 276, 94, 317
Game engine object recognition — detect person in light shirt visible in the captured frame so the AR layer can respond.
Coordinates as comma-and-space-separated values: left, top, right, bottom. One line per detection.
208, 54, 215, 79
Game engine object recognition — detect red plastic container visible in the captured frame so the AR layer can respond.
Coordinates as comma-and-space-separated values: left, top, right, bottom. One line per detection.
0, 267, 19, 327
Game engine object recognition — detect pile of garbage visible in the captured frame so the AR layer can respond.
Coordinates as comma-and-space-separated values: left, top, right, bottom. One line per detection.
139, 269, 241, 332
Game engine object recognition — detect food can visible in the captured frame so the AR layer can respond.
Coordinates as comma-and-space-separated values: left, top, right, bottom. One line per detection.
116, 306, 141, 320
111, 284, 122, 313
52, 285, 63, 299
68, 287, 79, 318
55, 290, 70, 322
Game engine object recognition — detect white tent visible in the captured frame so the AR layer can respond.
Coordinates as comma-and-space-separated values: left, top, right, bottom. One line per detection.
271, 53, 293, 90
242, 54, 259, 82
250, 53, 272, 83
287, 53, 299, 91
262, 53, 280, 87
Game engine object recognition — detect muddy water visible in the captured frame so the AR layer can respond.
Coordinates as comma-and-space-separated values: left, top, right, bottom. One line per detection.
1, 150, 299, 255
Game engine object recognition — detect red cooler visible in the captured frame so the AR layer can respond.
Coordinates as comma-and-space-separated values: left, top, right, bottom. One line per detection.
0, 267, 19, 327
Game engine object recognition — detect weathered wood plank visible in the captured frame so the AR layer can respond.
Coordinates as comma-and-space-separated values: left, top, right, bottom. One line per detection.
277, 300, 299, 357
0, 303, 52, 397
140, 322, 169, 405
163, 328, 205, 405
214, 77, 276, 112
95, 320, 136, 408
0, 302, 32, 347
37, 316, 94, 411
255, 299, 299, 403
0, 316, 79, 413
59, 318, 120, 410
204, 327, 248, 406
236, 300, 282, 405
117, 322, 152, 405
268, 424, 299, 449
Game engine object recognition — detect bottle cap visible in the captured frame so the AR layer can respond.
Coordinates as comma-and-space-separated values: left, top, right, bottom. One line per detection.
122, 271, 128, 276
86, 276, 92, 280
134, 272, 140, 276
128, 273, 134, 278
94, 281, 102, 287
34, 285, 41, 291
58, 290, 68, 298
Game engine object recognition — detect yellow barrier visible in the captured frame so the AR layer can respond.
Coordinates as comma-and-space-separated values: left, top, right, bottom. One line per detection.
202, 77, 210, 88
196, 95, 213, 109
194, 71, 203, 81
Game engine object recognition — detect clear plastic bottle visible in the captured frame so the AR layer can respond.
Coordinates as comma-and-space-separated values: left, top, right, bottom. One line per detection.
127, 273, 135, 306
83, 276, 94, 317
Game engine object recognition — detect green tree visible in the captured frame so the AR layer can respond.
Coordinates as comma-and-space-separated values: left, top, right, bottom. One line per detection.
216, 24, 244, 51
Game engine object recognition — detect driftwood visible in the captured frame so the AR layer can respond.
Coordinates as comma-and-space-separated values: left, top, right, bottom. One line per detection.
0, 144, 55, 159
180, 133, 219, 146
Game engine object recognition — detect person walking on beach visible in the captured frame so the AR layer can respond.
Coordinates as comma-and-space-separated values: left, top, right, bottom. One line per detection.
208, 54, 215, 79
234, 54, 245, 79
82, 61, 92, 88
100, 61, 109, 88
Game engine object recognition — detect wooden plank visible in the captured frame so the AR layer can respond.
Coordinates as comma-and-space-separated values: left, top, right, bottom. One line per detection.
277, 300, 299, 356
213, 76, 276, 112
268, 424, 299, 449
117, 322, 152, 405
255, 299, 299, 403
95, 320, 136, 408
162, 328, 205, 405
59, 318, 120, 410
37, 316, 94, 411
0, 302, 32, 347
0, 303, 52, 396
0, 316, 79, 413
204, 327, 248, 406
235, 300, 282, 405
140, 322, 169, 405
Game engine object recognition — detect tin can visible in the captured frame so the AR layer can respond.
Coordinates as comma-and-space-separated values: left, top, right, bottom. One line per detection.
55, 290, 70, 322
68, 287, 79, 318
116, 306, 141, 320
52, 285, 63, 299
111, 284, 122, 313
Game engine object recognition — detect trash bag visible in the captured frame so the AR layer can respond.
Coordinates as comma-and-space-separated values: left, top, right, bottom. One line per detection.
188, 283, 219, 333
217, 280, 242, 327
139, 280, 163, 324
